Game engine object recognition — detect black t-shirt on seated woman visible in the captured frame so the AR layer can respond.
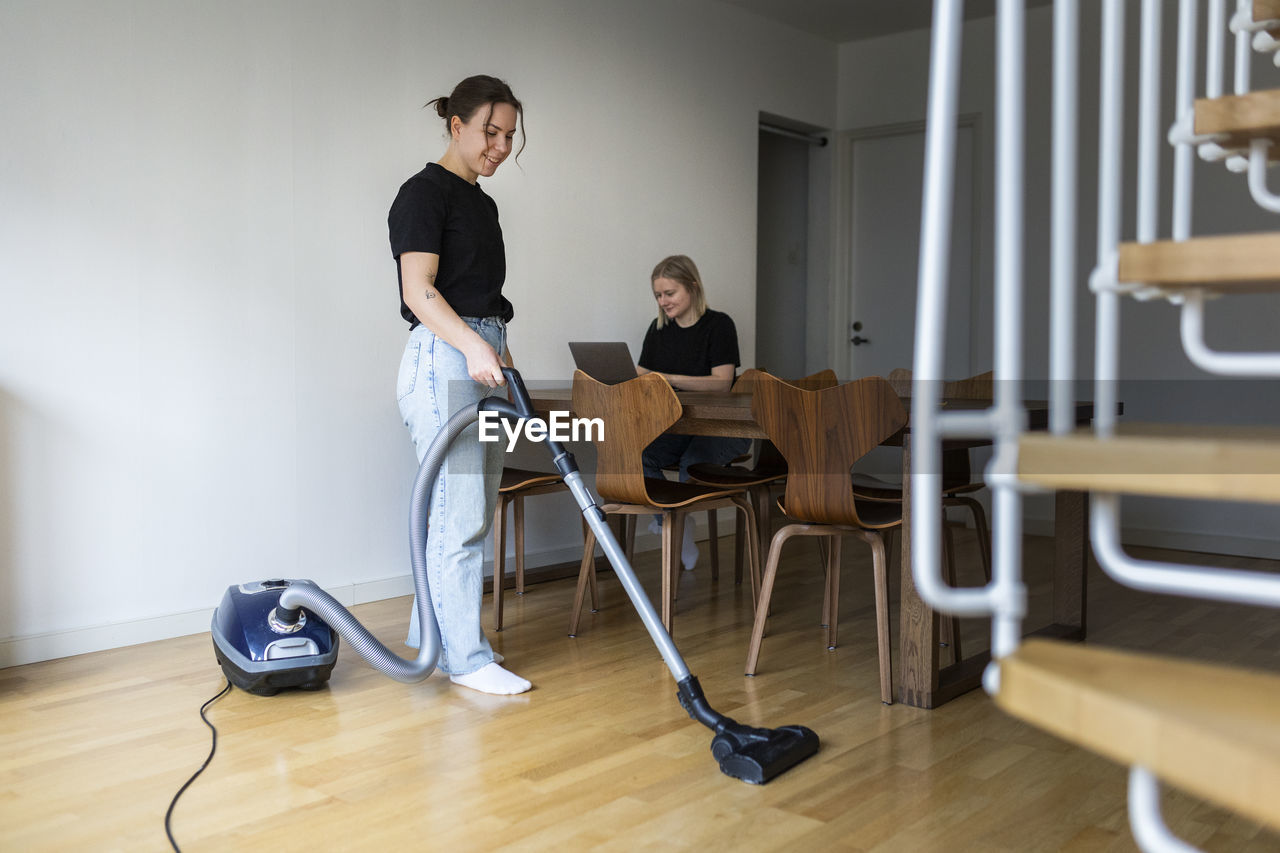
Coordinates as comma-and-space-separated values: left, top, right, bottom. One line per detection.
388, 162, 514, 328
638, 309, 741, 377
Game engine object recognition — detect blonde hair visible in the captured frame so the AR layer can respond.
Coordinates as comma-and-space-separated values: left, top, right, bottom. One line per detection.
650, 254, 708, 329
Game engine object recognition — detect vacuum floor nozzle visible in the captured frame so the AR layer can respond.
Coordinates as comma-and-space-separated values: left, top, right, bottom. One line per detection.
677, 675, 819, 784
711, 722, 821, 785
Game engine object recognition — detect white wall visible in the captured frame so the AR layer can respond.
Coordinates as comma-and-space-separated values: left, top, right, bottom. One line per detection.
837, 4, 1280, 557
0, 0, 836, 664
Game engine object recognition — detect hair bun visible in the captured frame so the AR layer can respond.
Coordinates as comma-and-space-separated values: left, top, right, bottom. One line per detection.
433, 96, 449, 118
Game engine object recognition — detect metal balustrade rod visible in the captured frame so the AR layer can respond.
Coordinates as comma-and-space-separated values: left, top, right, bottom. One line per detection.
1128, 767, 1201, 853
1093, 494, 1280, 606
1199, 0, 1247, 168
936, 409, 1002, 437
1050, 0, 1078, 435
1207, 0, 1226, 98
1181, 287, 1280, 374
1173, 0, 1199, 241
911, 0, 1001, 619
1246, 137, 1280, 211
990, 0, 1028, 659
1235, 0, 1252, 94
1138, 0, 1162, 245
1095, 0, 1125, 439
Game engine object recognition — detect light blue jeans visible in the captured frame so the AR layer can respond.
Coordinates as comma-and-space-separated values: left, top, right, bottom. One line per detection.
397, 317, 506, 676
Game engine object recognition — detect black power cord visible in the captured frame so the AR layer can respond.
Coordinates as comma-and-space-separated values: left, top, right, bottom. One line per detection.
164, 680, 233, 851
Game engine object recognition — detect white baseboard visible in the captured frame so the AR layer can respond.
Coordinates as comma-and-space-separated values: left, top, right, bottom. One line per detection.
0, 521, 932, 668
0, 536, 657, 669
0, 580, 352, 669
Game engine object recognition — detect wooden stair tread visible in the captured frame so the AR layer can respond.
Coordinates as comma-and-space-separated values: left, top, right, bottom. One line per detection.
1195, 87, 1280, 148
1017, 425, 1280, 503
1118, 232, 1280, 292
994, 639, 1280, 832
1260, 0, 1280, 33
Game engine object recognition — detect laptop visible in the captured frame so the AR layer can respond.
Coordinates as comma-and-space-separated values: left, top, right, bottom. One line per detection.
568, 341, 639, 385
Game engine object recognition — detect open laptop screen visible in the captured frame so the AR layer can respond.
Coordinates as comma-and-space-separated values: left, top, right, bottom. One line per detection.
568, 342, 639, 385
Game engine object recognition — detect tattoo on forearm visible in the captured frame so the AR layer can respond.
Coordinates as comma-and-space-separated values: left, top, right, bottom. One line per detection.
423, 271, 437, 299
424, 290, 437, 299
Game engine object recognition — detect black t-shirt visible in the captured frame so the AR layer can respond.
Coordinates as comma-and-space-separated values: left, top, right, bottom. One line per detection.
387, 162, 514, 327
638, 309, 741, 376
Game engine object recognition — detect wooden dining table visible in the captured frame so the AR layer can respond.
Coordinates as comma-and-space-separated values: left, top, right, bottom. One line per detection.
526, 384, 1095, 710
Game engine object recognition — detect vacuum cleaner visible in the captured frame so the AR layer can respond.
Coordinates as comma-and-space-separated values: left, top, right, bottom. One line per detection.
211, 367, 818, 784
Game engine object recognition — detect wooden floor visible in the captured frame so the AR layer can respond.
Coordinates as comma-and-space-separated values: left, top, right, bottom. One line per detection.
2, 531, 1279, 852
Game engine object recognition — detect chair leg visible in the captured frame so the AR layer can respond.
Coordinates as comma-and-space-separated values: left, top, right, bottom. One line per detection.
733, 507, 745, 586
941, 521, 962, 665
825, 534, 843, 650
953, 495, 993, 583
707, 509, 719, 581
883, 526, 897, 574
492, 497, 508, 632
514, 496, 526, 595
662, 511, 679, 634
866, 530, 893, 705
582, 517, 597, 611
745, 525, 803, 676
731, 494, 761, 614
750, 485, 770, 585
617, 514, 633, 563
568, 525, 598, 637
820, 543, 830, 629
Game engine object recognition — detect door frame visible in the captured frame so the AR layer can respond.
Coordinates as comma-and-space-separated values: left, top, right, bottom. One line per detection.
830, 114, 985, 379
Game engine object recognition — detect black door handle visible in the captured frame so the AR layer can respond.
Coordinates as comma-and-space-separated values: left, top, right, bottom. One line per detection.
850, 335, 870, 346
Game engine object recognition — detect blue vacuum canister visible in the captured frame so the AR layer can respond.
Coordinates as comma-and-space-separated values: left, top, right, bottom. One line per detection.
211, 579, 339, 696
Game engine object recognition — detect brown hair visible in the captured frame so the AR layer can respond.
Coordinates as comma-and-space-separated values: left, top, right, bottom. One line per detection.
650, 254, 708, 329
425, 75, 526, 161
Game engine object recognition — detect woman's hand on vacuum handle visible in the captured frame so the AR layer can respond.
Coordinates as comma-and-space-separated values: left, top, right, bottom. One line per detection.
463, 338, 506, 388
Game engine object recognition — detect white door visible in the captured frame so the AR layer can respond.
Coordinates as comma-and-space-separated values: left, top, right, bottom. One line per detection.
845, 123, 976, 381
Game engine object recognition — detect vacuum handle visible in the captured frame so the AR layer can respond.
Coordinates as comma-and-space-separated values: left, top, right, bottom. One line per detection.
502, 366, 536, 419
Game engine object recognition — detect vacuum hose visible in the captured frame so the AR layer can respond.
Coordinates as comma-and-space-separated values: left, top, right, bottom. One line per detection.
276, 368, 819, 783
277, 403, 482, 682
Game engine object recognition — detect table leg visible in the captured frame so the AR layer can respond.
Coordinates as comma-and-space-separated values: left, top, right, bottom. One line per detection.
1051, 490, 1088, 638
897, 432, 941, 707
898, 434, 999, 709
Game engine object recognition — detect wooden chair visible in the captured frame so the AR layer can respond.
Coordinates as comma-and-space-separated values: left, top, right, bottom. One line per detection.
844, 368, 994, 663
686, 368, 839, 584
747, 372, 908, 704
882, 367, 993, 585
490, 353, 582, 632
567, 370, 761, 637
491, 467, 580, 631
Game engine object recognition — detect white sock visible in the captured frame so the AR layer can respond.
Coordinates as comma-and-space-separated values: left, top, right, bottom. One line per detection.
450, 662, 531, 695
647, 518, 663, 537
492, 651, 503, 664
681, 521, 698, 570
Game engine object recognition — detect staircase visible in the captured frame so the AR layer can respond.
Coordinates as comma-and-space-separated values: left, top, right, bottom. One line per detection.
912, 1, 1280, 849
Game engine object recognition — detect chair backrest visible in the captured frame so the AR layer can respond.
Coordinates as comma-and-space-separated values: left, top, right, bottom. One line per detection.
752, 372, 908, 526
736, 369, 839, 473
888, 367, 994, 401
791, 368, 840, 391
887, 367, 992, 488
571, 369, 682, 505
733, 367, 838, 395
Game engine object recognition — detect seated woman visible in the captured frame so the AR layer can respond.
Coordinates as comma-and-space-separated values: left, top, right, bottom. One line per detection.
637, 254, 751, 570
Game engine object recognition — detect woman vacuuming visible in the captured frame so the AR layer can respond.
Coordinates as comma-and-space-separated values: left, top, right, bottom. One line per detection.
388, 75, 531, 695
